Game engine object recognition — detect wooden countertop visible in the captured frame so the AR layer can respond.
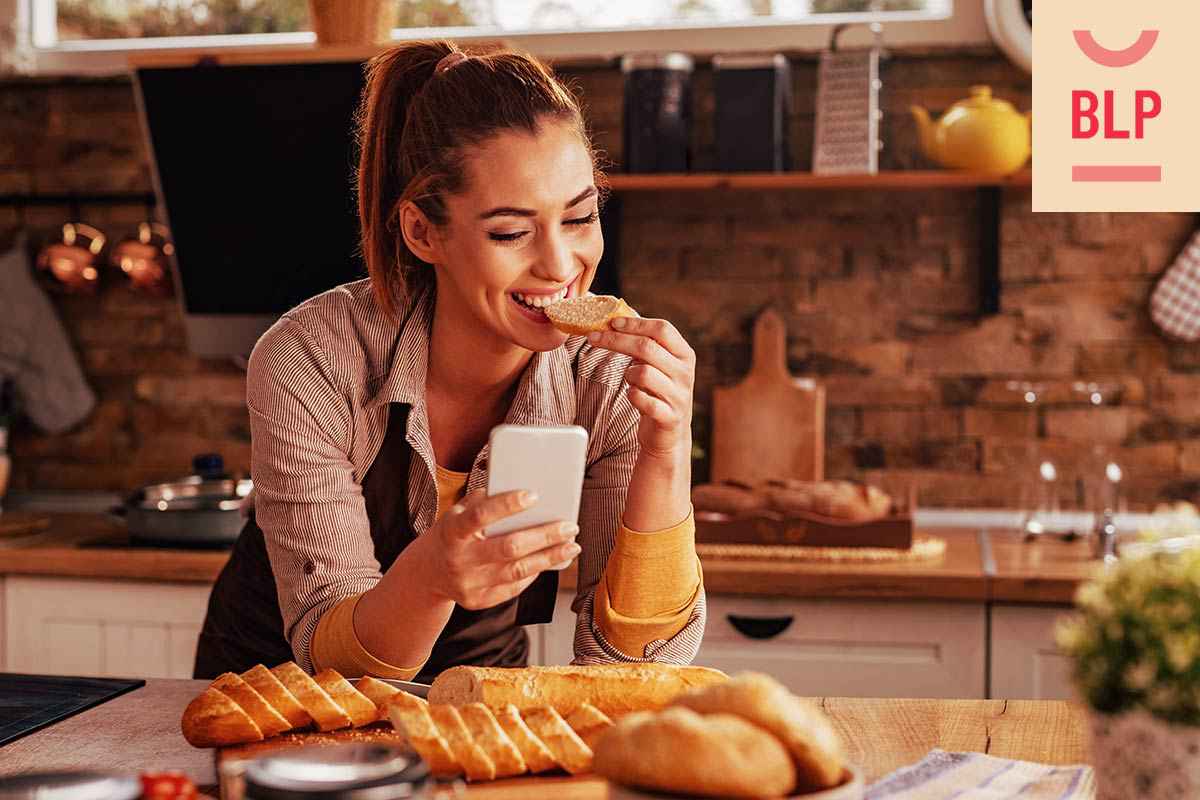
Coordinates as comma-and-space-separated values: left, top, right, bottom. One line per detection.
0, 679, 1089, 798
0, 514, 1100, 603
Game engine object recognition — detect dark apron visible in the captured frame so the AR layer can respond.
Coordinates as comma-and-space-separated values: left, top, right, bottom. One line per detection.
194, 403, 558, 681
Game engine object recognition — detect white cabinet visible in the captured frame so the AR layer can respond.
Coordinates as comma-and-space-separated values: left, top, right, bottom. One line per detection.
4, 576, 212, 679
700, 595, 987, 699
989, 603, 1075, 701
529, 591, 987, 699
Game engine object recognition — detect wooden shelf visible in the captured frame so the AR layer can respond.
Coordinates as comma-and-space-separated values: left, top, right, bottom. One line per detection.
605, 170, 1032, 191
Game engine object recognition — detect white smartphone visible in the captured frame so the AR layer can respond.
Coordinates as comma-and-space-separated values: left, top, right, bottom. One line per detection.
484, 424, 588, 537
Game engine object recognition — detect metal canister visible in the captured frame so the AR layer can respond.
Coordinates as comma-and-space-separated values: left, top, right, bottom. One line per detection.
241, 742, 442, 800
0, 771, 141, 800
621, 53, 694, 173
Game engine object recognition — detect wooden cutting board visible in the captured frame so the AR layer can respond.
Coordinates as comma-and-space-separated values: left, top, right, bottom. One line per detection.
711, 309, 824, 486
0, 512, 51, 538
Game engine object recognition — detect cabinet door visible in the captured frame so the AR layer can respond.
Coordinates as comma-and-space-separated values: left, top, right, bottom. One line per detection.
699, 596, 987, 699
989, 604, 1075, 701
527, 592, 577, 666
5, 576, 211, 679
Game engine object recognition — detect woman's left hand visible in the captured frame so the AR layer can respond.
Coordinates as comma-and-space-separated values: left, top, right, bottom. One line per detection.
588, 316, 695, 461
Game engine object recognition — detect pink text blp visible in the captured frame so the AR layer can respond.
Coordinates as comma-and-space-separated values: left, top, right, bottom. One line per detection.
1072, 90, 1162, 139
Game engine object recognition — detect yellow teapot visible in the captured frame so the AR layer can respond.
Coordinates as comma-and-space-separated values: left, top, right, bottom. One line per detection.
910, 85, 1031, 175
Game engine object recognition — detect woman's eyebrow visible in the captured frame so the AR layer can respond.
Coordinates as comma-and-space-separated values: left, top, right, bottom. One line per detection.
478, 186, 597, 220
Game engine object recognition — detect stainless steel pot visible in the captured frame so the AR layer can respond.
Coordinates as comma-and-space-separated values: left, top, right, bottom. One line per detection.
113, 470, 253, 547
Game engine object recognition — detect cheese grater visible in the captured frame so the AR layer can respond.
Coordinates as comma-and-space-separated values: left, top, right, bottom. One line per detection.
812, 23, 883, 175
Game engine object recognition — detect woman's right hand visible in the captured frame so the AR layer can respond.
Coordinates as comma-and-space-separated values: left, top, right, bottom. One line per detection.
412, 489, 581, 610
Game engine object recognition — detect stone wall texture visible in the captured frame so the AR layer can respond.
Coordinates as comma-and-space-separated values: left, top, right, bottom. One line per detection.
4, 50, 1197, 510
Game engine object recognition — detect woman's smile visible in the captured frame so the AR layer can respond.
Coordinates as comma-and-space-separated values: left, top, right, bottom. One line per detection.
508, 275, 580, 325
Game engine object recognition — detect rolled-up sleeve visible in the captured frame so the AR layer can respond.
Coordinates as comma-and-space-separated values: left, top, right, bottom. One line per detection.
570, 383, 706, 665
246, 318, 382, 672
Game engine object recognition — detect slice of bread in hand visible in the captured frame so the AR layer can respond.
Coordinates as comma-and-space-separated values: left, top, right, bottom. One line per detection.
459, 702, 527, 778
354, 676, 401, 721
429, 704, 497, 781
241, 664, 311, 729
565, 702, 614, 750
522, 706, 593, 775
494, 703, 558, 774
545, 295, 636, 335
387, 693, 461, 778
181, 687, 264, 748
271, 662, 353, 732
594, 706, 796, 800
211, 672, 292, 738
670, 672, 845, 791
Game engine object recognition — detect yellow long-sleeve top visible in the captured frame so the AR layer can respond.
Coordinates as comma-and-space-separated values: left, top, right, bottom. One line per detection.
310, 464, 702, 678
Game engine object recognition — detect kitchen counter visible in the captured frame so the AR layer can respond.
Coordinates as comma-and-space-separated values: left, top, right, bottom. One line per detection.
0, 513, 1100, 603
0, 679, 1090, 797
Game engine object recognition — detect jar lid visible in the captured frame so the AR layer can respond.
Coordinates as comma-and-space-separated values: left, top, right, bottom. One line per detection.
621, 53, 694, 72
712, 53, 788, 70
0, 771, 141, 800
243, 743, 430, 800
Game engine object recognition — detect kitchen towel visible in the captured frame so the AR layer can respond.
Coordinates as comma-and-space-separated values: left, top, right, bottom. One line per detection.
1150, 228, 1200, 341
866, 749, 1095, 799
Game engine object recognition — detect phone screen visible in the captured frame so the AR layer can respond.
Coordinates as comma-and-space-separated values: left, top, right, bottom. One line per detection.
484, 424, 588, 537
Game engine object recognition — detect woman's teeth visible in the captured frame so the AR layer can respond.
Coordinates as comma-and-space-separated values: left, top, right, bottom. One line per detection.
512, 286, 568, 309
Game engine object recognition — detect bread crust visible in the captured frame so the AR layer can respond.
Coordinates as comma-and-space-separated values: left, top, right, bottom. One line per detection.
691, 483, 770, 516
386, 693, 461, 778
211, 672, 292, 738
181, 687, 263, 748
271, 663, 353, 731
241, 664, 311, 729
671, 672, 846, 790
428, 663, 728, 718
522, 706, 593, 775
494, 703, 558, 774
594, 707, 795, 799
353, 676, 402, 721
545, 295, 637, 336
429, 704, 496, 781
565, 702, 614, 751
460, 702, 527, 778
313, 669, 379, 728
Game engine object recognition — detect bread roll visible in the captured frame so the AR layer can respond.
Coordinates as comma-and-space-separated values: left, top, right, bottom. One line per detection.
764, 480, 891, 522
671, 672, 845, 791
493, 703, 558, 774
428, 663, 728, 718
546, 295, 636, 335
594, 707, 795, 800
691, 483, 769, 516
181, 688, 263, 748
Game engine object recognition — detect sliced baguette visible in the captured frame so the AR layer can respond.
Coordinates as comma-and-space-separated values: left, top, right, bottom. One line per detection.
271, 662, 353, 732
522, 706, 593, 775
313, 669, 379, 728
545, 295, 636, 336
354, 676, 402, 721
429, 704, 496, 782
459, 702, 527, 778
565, 702, 614, 751
428, 663, 728, 718
387, 693, 461, 778
210, 672, 292, 738
181, 687, 263, 748
494, 703, 558, 774
241, 663, 311, 730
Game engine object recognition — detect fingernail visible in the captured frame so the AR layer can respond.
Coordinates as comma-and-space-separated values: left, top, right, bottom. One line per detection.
587, 331, 601, 343
566, 543, 582, 556
559, 521, 579, 535
611, 317, 627, 329
520, 490, 538, 506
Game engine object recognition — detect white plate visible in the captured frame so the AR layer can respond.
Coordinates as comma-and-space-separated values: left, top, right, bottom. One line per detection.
379, 679, 431, 698
607, 764, 865, 800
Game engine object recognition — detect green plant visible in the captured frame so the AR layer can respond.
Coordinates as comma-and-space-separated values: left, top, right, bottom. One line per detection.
1057, 546, 1200, 724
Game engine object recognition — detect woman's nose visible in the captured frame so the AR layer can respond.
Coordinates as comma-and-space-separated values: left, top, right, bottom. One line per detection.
532, 229, 575, 282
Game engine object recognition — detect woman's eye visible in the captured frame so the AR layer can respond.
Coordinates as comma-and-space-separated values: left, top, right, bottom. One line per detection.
565, 211, 599, 226
489, 231, 529, 242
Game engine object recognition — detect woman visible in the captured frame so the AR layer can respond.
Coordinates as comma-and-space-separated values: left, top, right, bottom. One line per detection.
194, 41, 705, 681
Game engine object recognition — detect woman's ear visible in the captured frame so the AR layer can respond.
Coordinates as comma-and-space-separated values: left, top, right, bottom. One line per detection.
399, 202, 442, 265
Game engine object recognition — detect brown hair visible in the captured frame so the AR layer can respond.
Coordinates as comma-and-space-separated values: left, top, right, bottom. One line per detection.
356, 41, 604, 318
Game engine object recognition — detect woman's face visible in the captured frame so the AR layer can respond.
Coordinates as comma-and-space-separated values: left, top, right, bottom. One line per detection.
429, 118, 603, 353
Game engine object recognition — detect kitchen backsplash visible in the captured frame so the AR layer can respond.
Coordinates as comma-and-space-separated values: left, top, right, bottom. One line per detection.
3, 49, 1198, 509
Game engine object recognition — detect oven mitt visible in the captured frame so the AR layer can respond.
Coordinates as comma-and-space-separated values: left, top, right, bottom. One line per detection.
0, 234, 96, 433
1151, 228, 1200, 341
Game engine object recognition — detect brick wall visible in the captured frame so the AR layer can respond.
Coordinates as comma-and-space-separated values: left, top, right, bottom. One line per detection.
3, 51, 1198, 510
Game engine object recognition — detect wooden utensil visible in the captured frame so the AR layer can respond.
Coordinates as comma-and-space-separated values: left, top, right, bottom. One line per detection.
711, 309, 824, 486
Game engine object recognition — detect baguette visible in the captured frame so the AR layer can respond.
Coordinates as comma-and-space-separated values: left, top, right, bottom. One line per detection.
354, 676, 401, 721
271, 663, 353, 732
493, 703, 558, 774
428, 663, 728, 718
545, 295, 636, 336
313, 669, 379, 728
429, 704, 496, 781
241, 664, 311, 729
522, 706, 593, 775
565, 702, 614, 751
460, 702, 527, 778
211, 673, 292, 739
386, 693, 461, 778
181, 688, 263, 748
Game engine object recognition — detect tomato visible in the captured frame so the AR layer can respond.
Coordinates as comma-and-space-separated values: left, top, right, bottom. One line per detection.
139, 771, 198, 800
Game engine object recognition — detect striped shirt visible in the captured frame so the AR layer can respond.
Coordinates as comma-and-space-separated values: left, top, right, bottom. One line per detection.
246, 279, 705, 672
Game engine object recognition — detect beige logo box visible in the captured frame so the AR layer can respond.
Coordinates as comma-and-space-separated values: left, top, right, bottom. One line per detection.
1034, 2, 1200, 212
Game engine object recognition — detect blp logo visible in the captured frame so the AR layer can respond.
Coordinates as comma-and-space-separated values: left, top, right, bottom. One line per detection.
1070, 29, 1162, 182
1034, 3, 1197, 212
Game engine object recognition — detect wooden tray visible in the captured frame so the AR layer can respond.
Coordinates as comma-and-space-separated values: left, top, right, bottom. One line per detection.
695, 510, 913, 550
0, 512, 51, 538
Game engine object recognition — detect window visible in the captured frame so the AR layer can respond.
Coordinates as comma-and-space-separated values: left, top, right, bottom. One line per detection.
4, 0, 981, 75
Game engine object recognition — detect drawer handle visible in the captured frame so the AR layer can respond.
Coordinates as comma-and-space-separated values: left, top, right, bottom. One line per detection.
726, 614, 794, 640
